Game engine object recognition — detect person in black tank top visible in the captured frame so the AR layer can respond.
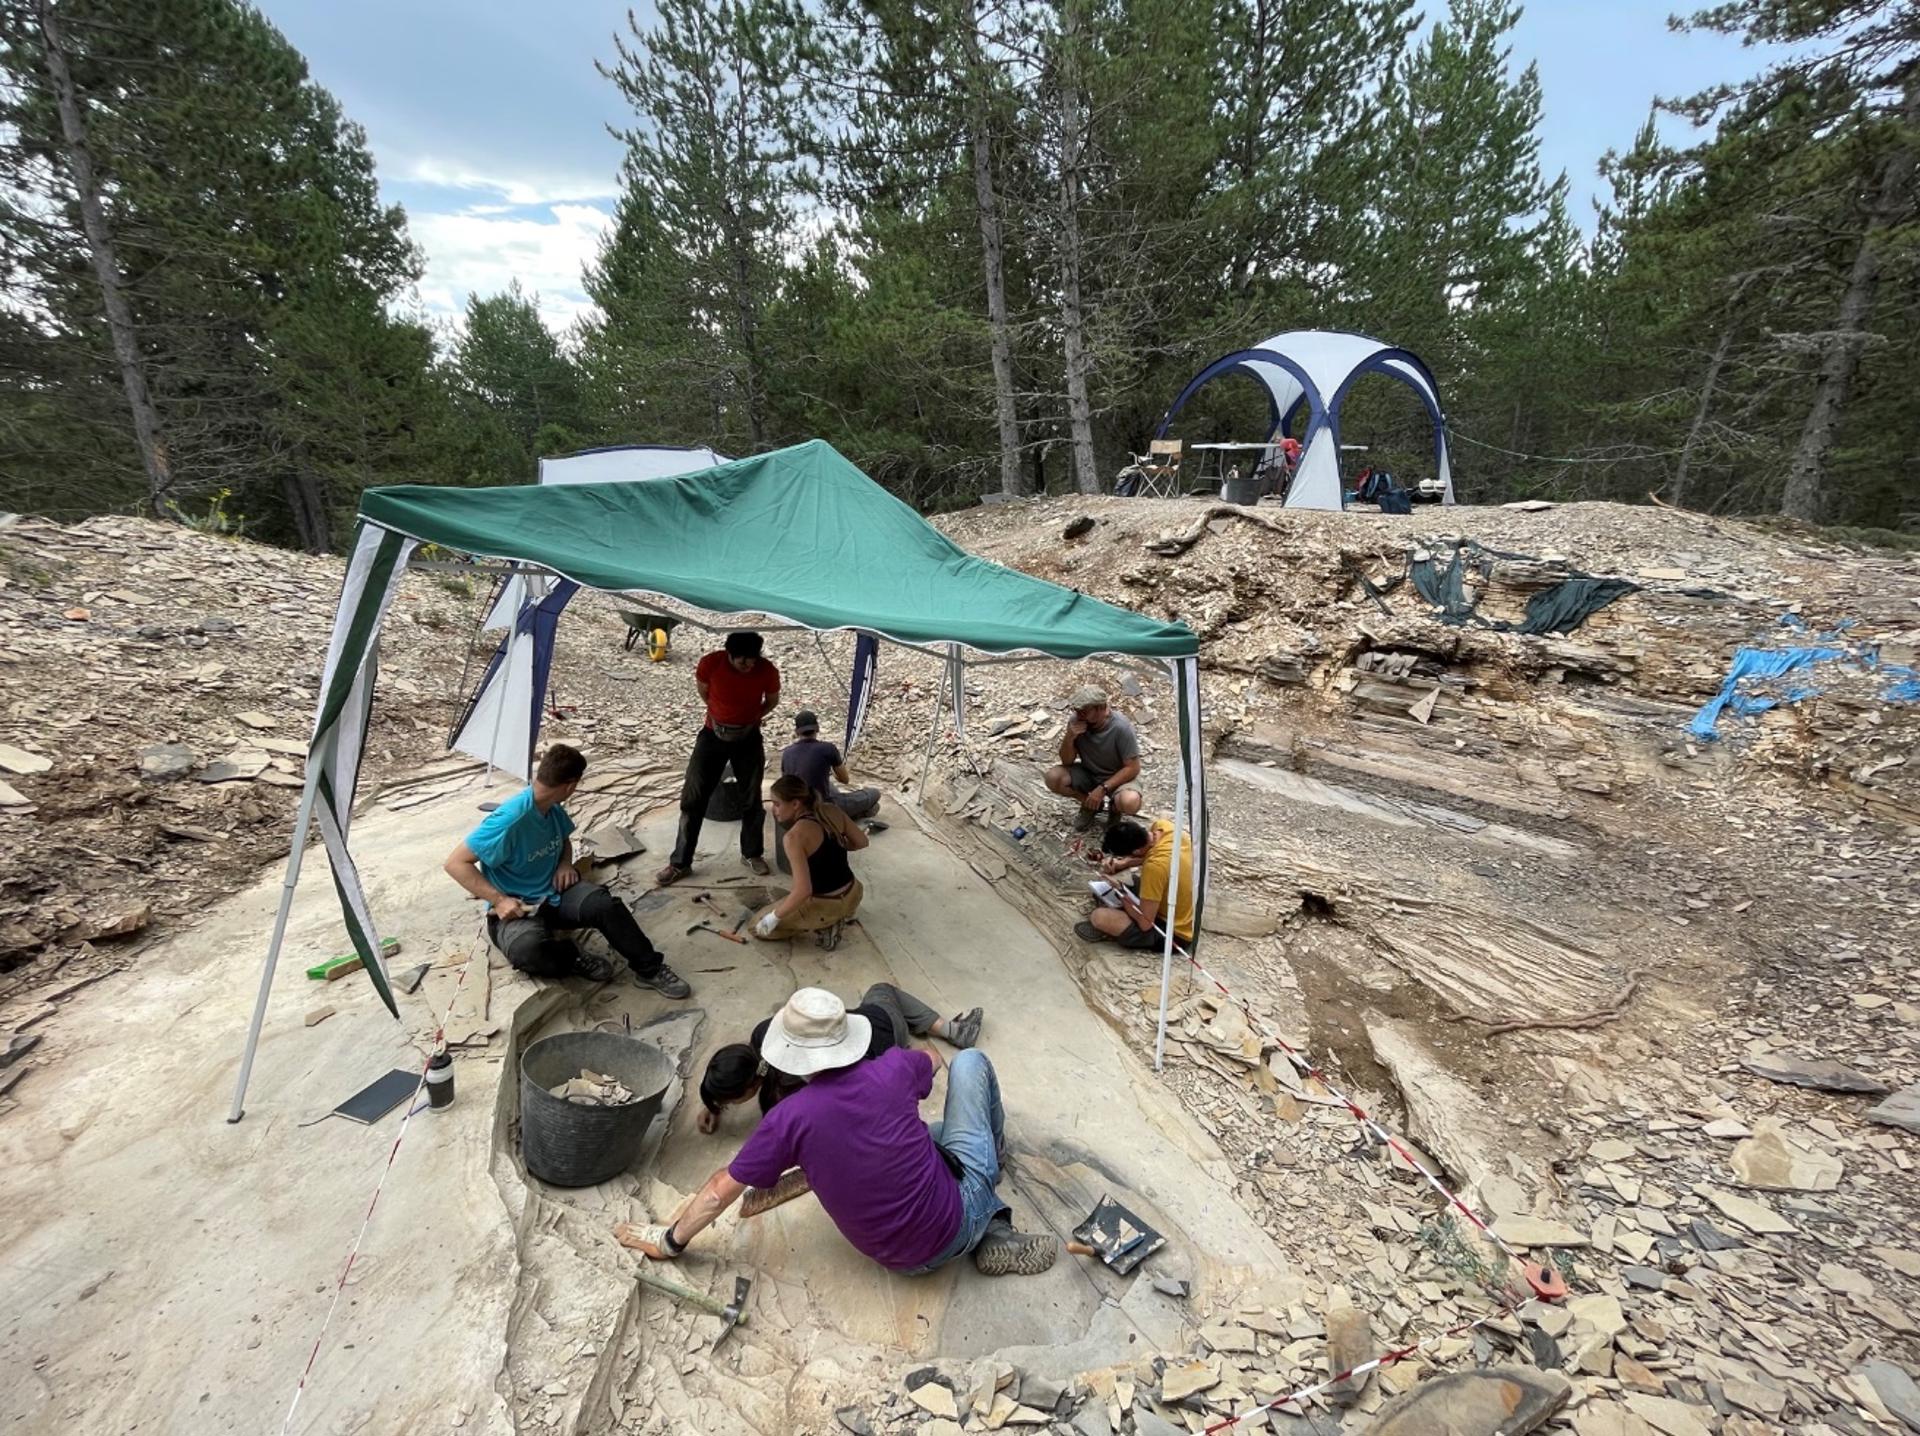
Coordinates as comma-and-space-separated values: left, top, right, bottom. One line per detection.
751, 776, 869, 948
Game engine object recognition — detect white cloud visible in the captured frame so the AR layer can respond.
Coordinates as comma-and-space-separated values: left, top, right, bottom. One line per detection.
409, 202, 614, 333
399, 156, 619, 208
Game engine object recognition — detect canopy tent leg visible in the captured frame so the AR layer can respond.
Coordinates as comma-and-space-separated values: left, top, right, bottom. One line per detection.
227, 775, 322, 1123
916, 652, 951, 805
1153, 733, 1190, 1073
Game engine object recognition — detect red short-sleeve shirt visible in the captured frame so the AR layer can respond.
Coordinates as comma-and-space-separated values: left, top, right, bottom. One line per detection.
696, 651, 780, 729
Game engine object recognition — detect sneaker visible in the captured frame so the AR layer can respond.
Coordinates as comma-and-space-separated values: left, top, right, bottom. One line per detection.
945, 1007, 984, 1050
573, 949, 616, 982
743, 856, 771, 876
654, 863, 691, 887
634, 960, 692, 999
972, 1218, 1057, 1277
815, 920, 843, 952
1073, 920, 1111, 944
1073, 805, 1098, 833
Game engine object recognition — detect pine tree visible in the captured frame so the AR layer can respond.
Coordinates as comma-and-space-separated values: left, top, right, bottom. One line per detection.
0, 0, 429, 546
1668, 0, 1919, 521
591, 0, 813, 453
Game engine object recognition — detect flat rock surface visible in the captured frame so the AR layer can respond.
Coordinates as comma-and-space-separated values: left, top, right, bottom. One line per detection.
1368, 1368, 1571, 1435
1740, 1052, 1890, 1094
1866, 1083, 1920, 1135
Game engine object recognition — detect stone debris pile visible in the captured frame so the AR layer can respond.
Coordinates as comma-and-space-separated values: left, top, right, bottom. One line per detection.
550, 1068, 638, 1106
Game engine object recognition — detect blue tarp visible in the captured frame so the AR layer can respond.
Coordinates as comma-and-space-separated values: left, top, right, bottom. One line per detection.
1691, 621, 1920, 739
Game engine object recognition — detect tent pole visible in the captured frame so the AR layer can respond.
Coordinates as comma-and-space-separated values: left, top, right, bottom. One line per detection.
1154, 717, 1190, 1074
227, 774, 322, 1122
484, 566, 520, 786
916, 654, 950, 805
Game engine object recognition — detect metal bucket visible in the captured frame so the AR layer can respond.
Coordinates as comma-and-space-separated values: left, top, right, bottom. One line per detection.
1222, 475, 1263, 506
519, 1030, 675, 1187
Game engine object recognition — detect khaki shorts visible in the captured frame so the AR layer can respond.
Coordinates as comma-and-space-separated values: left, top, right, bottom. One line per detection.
753, 879, 864, 941
1064, 763, 1141, 801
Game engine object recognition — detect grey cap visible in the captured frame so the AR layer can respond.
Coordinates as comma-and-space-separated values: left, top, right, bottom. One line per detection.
793, 709, 821, 733
1068, 685, 1109, 710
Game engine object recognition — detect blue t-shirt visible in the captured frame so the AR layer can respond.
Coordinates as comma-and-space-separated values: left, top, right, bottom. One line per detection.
465, 787, 574, 905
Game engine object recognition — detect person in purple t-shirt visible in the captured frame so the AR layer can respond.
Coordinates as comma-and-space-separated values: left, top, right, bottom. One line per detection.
623, 988, 1055, 1278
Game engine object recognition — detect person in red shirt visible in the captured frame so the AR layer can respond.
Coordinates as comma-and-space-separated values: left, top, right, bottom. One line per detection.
657, 631, 781, 883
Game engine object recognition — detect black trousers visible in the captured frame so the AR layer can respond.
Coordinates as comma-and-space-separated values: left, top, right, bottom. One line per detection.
670, 726, 766, 868
488, 881, 662, 977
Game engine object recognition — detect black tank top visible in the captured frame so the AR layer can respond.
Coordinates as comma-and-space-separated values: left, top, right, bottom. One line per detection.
797, 813, 854, 896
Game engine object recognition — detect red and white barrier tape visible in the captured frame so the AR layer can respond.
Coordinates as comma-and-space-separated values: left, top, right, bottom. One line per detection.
1201, 1303, 1517, 1432
1131, 919, 1568, 1430
280, 945, 474, 1434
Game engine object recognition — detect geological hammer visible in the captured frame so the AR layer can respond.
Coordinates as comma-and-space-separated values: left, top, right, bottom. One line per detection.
686, 921, 747, 945
631, 1268, 752, 1349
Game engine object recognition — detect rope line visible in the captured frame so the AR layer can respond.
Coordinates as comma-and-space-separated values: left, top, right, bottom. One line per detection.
1447, 426, 1686, 466
280, 932, 478, 1434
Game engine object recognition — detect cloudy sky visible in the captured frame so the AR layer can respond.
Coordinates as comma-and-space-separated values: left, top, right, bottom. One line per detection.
257, 0, 1762, 336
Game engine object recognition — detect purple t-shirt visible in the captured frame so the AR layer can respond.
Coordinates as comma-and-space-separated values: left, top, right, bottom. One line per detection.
728, 1047, 961, 1271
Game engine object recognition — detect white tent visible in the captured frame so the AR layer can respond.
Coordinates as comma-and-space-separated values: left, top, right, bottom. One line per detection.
1158, 329, 1453, 511
484, 446, 731, 630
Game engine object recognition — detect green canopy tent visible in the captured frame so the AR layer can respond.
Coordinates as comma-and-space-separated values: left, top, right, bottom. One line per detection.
229, 441, 1208, 1119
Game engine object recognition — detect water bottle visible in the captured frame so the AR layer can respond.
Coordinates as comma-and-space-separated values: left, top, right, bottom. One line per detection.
426, 1051, 455, 1110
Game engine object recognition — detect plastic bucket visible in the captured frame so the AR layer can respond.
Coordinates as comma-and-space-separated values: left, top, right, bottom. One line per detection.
1222, 475, 1263, 506
519, 1031, 675, 1187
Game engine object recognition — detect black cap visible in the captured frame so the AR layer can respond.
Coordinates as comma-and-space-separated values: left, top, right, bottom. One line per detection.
793, 709, 820, 734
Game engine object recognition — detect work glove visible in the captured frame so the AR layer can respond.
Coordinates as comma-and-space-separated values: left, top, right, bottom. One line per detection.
613, 1221, 680, 1260
754, 912, 779, 938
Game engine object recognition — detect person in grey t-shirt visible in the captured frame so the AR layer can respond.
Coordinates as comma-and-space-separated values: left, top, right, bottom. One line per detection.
1045, 685, 1144, 831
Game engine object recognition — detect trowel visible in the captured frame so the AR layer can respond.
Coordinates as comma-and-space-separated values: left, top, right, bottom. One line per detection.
1066, 1195, 1165, 1275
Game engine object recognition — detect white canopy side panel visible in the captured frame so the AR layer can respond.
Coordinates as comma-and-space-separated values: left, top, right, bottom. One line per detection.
1253, 330, 1389, 405
482, 572, 559, 633
450, 630, 537, 781
537, 445, 728, 486
1285, 428, 1344, 510
1238, 359, 1306, 427
1438, 431, 1456, 505
1378, 356, 1442, 414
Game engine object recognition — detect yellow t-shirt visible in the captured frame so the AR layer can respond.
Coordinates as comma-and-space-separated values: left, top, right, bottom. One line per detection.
1137, 818, 1195, 942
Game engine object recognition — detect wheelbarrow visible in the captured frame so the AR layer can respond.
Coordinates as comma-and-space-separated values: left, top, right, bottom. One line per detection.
620, 611, 682, 661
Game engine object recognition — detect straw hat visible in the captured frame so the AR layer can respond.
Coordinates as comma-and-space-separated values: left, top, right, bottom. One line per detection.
759, 988, 871, 1077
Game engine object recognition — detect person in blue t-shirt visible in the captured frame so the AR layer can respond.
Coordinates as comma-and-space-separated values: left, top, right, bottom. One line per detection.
443, 744, 691, 997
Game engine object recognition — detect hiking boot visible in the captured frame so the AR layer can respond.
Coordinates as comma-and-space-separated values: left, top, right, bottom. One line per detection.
634, 960, 692, 999
815, 920, 843, 952
945, 1007, 984, 1050
972, 1218, 1057, 1277
744, 856, 771, 876
1073, 805, 1098, 833
654, 863, 691, 887
573, 949, 616, 983
1073, 920, 1111, 944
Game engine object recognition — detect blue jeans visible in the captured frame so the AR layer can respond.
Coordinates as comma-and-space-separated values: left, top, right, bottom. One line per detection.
903, 1050, 1011, 1274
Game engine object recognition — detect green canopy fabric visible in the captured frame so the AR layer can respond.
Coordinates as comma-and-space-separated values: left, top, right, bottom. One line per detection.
359, 440, 1196, 660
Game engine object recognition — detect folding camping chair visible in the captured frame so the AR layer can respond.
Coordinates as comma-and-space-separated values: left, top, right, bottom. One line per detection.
1125, 439, 1183, 498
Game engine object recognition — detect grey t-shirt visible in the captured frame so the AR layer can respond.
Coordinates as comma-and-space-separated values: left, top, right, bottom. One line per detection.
1072, 711, 1140, 780
781, 737, 843, 799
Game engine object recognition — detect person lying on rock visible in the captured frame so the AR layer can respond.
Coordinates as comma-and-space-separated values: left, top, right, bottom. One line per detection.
627, 988, 1055, 1277
696, 982, 985, 1132
1074, 817, 1195, 952
443, 743, 691, 997
750, 775, 867, 949
1044, 685, 1144, 832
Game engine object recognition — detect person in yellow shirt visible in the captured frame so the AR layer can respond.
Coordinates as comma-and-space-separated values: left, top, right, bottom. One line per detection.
1074, 817, 1195, 950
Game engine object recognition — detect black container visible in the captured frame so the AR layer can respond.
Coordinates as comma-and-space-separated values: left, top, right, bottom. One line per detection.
425, 1051, 454, 1110
1222, 474, 1263, 506
518, 1031, 674, 1187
